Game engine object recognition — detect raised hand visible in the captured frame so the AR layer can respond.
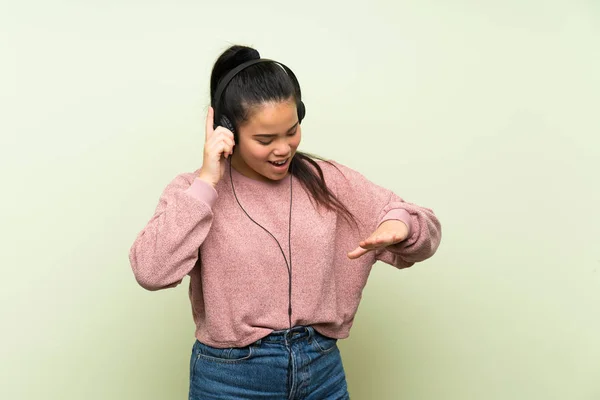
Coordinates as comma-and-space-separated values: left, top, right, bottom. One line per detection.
197, 107, 236, 188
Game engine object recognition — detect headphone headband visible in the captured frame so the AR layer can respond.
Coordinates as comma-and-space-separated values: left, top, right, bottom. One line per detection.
213, 58, 275, 111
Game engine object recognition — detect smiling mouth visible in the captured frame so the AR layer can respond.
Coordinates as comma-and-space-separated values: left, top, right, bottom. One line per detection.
269, 158, 289, 166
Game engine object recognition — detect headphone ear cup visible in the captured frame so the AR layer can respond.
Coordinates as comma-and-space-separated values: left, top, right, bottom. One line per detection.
219, 115, 236, 134
297, 101, 306, 123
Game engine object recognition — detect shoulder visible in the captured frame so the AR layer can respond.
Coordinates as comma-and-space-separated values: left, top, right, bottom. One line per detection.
312, 157, 392, 200
312, 158, 350, 177
312, 158, 365, 185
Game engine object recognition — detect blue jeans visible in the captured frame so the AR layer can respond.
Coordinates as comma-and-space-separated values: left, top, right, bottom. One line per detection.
189, 326, 350, 399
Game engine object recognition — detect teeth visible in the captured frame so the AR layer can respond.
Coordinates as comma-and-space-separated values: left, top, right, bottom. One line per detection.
272, 160, 286, 165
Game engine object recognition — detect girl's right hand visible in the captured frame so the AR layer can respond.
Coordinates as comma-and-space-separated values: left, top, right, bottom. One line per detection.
197, 107, 235, 188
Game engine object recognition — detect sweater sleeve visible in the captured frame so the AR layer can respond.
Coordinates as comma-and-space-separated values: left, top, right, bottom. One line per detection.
325, 160, 441, 269
374, 191, 442, 269
129, 174, 218, 290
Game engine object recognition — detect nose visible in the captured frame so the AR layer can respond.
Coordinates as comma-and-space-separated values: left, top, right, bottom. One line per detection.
273, 141, 291, 156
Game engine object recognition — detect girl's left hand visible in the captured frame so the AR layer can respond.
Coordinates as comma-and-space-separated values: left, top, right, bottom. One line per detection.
347, 220, 409, 259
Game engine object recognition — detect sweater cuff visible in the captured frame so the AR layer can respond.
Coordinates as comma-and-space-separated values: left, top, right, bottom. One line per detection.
379, 209, 412, 237
184, 178, 218, 208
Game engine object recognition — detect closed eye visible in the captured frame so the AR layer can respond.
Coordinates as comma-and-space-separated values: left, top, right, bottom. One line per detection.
257, 129, 297, 145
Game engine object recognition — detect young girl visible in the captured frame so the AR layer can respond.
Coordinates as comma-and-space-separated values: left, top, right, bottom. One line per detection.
129, 44, 441, 399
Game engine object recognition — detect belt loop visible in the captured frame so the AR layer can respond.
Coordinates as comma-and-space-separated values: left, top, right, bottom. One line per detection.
307, 326, 314, 341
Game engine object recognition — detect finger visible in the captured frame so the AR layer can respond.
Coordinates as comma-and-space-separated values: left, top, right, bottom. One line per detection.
226, 141, 235, 158
205, 106, 214, 140
359, 236, 385, 249
206, 132, 235, 152
378, 232, 403, 245
360, 233, 396, 248
222, 144, 233, 159
215, 140, 234, 159
217, 137, 235, 154
347, 246, 371, 260
214, 126, 235, 141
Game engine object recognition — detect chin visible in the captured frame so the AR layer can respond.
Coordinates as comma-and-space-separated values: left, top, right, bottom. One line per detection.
258, 156, 294, 181
262, 169, 289, 181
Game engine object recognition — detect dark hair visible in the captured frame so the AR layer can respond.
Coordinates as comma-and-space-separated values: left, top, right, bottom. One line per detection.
210, 45, 358, 228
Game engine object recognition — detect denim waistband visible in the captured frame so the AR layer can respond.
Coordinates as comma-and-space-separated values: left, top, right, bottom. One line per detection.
255, 325, 315, 345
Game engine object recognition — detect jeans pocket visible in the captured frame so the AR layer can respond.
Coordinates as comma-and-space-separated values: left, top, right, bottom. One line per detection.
311, 331, 338, 354
189, 340, 202, 382
196, 340, 254, 363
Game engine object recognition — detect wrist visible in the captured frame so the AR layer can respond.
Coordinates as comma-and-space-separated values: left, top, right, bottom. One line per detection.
378, 219, 409, 242
197, 172, 216, 188
379, 209, 412, 238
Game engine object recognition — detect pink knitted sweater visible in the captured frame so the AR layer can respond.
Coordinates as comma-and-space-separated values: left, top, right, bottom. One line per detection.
129, 159, 441, 348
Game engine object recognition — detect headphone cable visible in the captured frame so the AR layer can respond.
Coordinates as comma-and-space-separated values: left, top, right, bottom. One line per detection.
228, 158, 294, 330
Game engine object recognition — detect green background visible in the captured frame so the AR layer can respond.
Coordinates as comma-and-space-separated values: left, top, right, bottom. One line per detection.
2, 0, 599, 399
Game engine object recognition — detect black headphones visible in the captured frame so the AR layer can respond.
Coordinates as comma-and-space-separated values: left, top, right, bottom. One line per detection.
212, 58, 306, 134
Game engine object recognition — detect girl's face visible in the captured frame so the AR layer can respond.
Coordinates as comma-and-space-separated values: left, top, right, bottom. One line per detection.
231, 98, 302, 182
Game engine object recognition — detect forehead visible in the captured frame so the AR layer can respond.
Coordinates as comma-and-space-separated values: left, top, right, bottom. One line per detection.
241, 100, 297, 134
